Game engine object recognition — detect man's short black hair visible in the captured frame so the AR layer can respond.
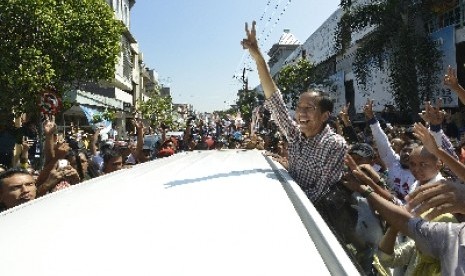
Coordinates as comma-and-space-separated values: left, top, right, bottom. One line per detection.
102, 148, 122, 164
305, 89, 334, 113
0, 167, 31, 188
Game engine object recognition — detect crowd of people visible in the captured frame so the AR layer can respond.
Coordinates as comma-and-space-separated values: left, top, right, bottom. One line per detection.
0, 110, 289, 209
242, 20, 465, 275
1, 20, 465, 275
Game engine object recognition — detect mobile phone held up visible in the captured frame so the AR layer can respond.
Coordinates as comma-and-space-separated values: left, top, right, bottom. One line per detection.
58, 159, 69, 169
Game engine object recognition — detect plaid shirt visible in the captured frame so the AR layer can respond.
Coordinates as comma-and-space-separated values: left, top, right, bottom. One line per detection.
266, 90, 348, 202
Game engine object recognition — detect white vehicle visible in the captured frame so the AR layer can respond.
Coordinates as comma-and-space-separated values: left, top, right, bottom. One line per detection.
0, 150, 359, 275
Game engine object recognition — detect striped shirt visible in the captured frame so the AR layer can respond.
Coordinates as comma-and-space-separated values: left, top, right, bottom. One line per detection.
266, 90, 348, 202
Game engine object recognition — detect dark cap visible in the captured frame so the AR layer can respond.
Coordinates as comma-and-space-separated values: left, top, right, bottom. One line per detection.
349, 143, 374, 158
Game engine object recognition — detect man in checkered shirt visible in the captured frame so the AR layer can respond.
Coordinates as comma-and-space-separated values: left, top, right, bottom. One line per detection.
241, 21, 348, 203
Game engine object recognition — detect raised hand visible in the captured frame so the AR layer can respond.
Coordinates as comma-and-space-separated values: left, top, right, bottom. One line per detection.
419, 100, 445, 125
444, 66, 461, 91
412, 122, 439, 155
43, 120, 57, 137
338, 102, 351, 126
363, 99, 375, 120
241, 21, 260, 57
132, 119, 144, 131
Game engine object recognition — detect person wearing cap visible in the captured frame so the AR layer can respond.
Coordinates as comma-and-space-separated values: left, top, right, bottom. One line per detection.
348, 143, 376, 166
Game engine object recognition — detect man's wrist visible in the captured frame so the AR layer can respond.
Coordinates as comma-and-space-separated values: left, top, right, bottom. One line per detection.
361, 186, 375, 198
429, 124, 441, 132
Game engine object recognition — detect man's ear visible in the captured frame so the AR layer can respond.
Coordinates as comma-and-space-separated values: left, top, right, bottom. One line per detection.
322, 111, 330, 122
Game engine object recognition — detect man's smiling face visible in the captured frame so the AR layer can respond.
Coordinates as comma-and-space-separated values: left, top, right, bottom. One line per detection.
295, 92, 329, 137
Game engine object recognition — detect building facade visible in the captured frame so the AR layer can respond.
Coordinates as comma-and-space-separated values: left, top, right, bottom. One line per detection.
64, 0, 161, 140
266, 0, 465, 120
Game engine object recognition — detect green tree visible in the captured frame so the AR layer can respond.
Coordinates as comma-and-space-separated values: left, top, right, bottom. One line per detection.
276, 59, 320, 109
137, 88, 175, 130
235, 88, 263, 127
336, 0, 442, 116
0, 0, 123, 114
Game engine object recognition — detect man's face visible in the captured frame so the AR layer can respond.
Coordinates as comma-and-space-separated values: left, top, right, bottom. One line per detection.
295, 93, 328, 137
408, 147, 440, 183
104, 156, 123, 174
399, 144, 416, 168
0, 173, 37, 209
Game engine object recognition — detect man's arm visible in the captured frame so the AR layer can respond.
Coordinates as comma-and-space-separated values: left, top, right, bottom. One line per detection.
241, 21, 278, 99
406, 179, 465, 220
363, 99, 398, 168
90, 127, 102, 156
413, 123, 465, 183
241, 21, 298, 141
350, 169, 413, 234
133, 119, 146, 163
43, 120, 56, 163
339, 103, 360, 143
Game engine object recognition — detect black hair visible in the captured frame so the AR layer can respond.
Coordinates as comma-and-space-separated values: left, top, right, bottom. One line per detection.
0, 167, 31, 188
102, 148, 122, 165
302, 89, 334, 113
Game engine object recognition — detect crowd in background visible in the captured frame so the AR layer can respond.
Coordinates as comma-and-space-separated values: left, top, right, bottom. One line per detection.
2, 66, 465, 274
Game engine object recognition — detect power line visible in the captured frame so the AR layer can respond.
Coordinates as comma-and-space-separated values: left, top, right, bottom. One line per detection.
230, 0, 293, 101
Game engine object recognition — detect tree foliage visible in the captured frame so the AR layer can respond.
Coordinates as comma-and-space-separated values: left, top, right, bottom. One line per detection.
276, 59, 319, 109
137, 87, 175, 129
0, 0, 123, 114
235, 88, 264, 127
335, 0, 442, 115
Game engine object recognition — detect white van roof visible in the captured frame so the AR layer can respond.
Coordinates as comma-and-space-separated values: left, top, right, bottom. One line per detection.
0, 150, 358, 275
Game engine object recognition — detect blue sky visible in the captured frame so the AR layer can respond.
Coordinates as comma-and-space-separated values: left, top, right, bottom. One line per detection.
130, 0, 341, 113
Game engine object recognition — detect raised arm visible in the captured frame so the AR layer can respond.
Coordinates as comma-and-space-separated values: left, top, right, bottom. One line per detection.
241, 21, 278, 99
133, 119, 147, 163
339, 103, 360, 143
364, 99, 398, 167
90, 127, 102, 156
43, 119, 57, 163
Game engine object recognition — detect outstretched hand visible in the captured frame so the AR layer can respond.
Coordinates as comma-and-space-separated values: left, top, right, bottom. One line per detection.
406, 179, 465, 220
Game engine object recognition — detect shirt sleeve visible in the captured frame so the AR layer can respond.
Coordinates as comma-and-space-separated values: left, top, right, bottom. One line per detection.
407, 218, 453, 258
377, 239, 416, 267
430, 125, 459, 160
265, 90, 300, 142
369, 119, 399, 169
314, 134, 348, 200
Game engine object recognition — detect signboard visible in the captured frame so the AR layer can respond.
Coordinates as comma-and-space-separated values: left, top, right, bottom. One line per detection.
430, 25, 458, 107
